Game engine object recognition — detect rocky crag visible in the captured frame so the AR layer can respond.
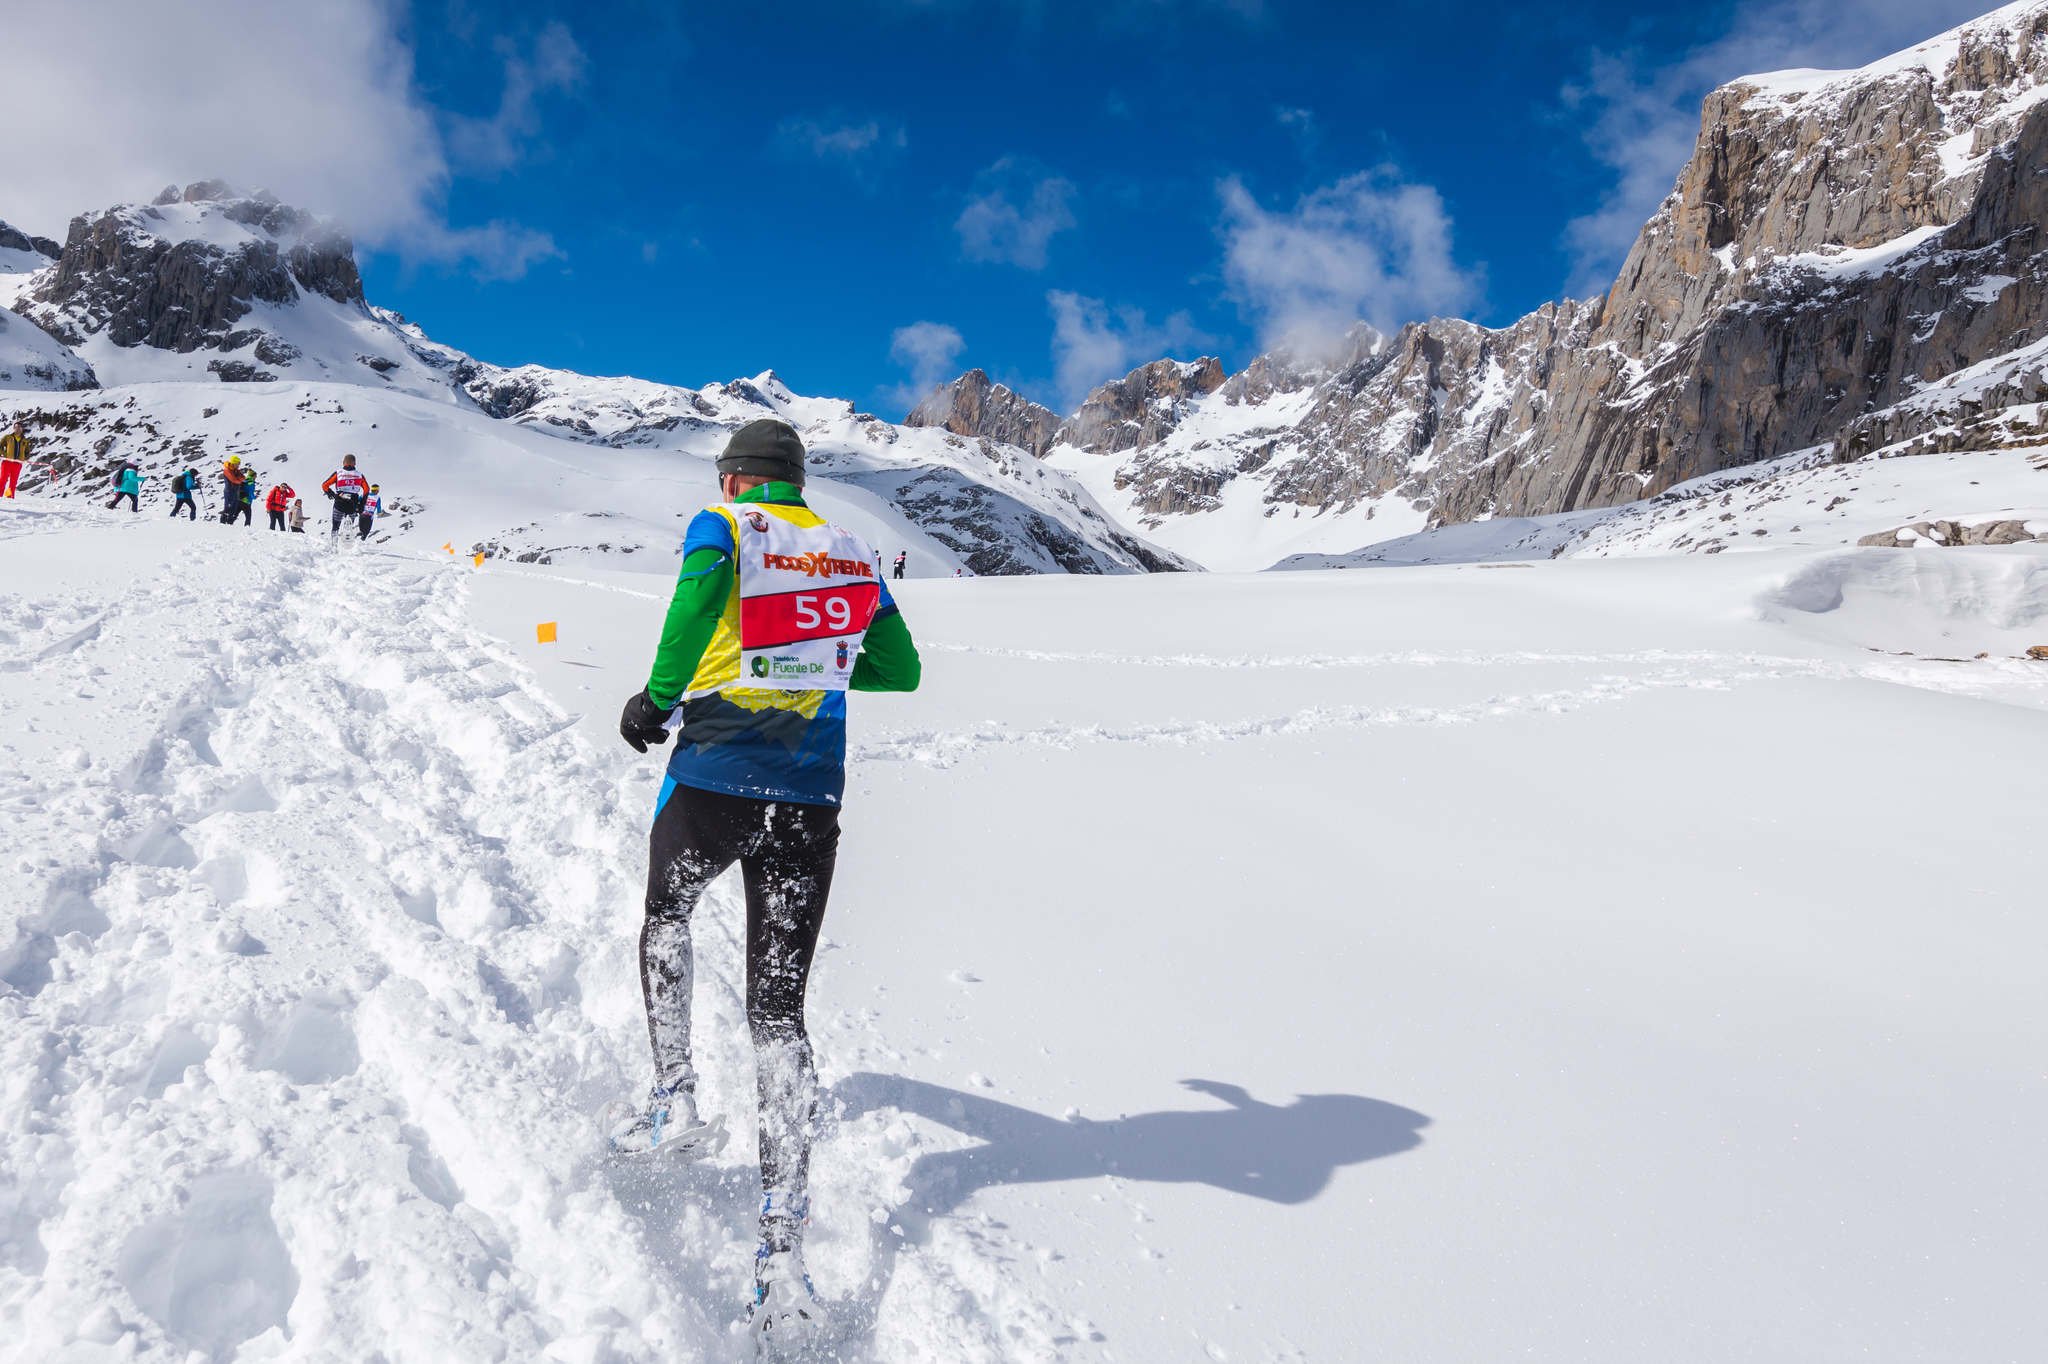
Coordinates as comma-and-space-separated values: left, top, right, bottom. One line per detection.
914, 1, 2048, 562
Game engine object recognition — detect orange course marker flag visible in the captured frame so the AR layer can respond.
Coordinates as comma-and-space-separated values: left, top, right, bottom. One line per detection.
536, 622, 557, 644
473, 552, 485, 567
442, 542, 452, 553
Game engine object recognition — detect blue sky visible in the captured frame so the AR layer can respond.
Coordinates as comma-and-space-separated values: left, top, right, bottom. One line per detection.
9, 0, 2000, 412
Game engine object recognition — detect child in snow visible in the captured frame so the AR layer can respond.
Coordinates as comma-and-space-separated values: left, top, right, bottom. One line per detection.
359, 483, 382, 540
288, 498, 305, 533
106, 462, 142, 512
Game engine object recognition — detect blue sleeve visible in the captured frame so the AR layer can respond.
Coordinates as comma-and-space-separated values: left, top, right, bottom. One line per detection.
681, 508, 735, 568
876, 576, 898, 615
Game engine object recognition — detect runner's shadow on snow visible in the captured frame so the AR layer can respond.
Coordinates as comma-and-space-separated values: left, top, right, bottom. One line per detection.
824, 1075, 1429, 1349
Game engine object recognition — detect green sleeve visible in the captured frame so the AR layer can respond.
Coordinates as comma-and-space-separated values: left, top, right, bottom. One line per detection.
851, 608, 921, 692
646, 547, 733, 709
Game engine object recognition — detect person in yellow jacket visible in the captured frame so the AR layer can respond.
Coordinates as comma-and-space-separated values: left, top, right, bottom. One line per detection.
0, 420, 30, 498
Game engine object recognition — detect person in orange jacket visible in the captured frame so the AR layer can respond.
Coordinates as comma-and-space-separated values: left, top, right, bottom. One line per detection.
220, 456, 249, 525
265, 481, 295, 531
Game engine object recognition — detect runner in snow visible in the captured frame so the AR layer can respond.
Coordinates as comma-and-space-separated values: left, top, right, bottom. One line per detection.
322, 455, 369, 537
232, 469, 256, 526
288, 497, 306, 533
265, 481, 295, 532
0, 420, 29, 499
169, 467, 198, 521
219, 457, 248, 526
359, 483, 382, 540
893, 550, 906, 580
613, 418, 921, 1356
105, 462, 141, 513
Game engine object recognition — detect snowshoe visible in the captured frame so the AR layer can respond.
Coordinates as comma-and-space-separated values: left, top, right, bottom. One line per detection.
751, 1247, 828, 1360
598, 1085, 729, 1163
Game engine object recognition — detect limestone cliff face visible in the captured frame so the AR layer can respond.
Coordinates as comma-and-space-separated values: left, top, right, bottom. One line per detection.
927, 3, 2048, 555
23, 182, 363, 360
904, 369, 1062, 457
1054, 357, 1226, 456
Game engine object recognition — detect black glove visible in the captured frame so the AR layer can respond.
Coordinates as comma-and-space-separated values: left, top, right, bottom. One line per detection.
620, 688, 675, 753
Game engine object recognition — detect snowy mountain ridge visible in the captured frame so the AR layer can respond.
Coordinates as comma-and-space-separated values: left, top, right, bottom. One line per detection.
0, 184, 1185, 576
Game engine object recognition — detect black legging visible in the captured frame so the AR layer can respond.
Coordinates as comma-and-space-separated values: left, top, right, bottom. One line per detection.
171, 495, 195, 520
268, 510, 286, 530
641, 785, 838, 1242
107, 491, 137, 512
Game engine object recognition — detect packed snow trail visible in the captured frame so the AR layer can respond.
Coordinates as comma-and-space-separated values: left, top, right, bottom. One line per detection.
8, 502, 2048, 1362
0, 510, 1075, 1362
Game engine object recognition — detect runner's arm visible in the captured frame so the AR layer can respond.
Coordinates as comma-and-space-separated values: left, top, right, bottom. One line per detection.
851, 593, 920, 692
645, 511, 738, 709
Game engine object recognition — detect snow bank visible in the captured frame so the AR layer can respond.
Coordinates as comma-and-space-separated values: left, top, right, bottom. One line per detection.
6, 502, 2047, 1361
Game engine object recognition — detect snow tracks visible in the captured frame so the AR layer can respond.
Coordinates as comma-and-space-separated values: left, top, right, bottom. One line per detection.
0, 524, 1063, 1363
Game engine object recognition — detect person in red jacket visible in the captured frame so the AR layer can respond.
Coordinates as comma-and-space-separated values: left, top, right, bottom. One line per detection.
265, 481, 295, 531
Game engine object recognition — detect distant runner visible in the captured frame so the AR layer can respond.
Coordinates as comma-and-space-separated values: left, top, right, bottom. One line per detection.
0, 420, 29, 499
169, 467, 198, 521
610, 418, 921, 1358
893, 550, 906, 580
360, 483, 382, 540
220, 456, 248, 525
322, 455, 369, 537
105, 461, 141, 513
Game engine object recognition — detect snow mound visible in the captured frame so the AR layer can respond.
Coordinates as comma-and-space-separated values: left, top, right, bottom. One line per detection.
1761, 544, 2048, 656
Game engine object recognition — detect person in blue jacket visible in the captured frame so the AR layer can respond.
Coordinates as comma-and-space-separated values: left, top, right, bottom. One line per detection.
169, 467, 198, 520
105, 462, 142, 513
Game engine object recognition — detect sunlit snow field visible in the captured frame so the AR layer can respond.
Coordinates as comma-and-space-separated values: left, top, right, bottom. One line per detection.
3, 499, 2046, 1362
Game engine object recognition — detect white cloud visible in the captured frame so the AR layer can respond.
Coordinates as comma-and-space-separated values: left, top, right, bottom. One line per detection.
956, 160, 1077, 270
778, 117, 907, 162
884, 320, 968, 413
1561, 0, 1994, 296
1274, 105, 1318, 155
0, 0, 570, 280
1217, 169, 1480, 355
1047, 291, 1213, 409
446, 22, 587, 174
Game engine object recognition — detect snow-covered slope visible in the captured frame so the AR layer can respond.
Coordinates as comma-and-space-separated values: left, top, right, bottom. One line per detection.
0, 184, 1183, 576
0, 306, 94, 392
1281, 441, 2048, 569
5, 498, 2046, 1361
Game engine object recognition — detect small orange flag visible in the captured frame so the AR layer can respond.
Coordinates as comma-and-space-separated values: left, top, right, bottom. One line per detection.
473, 552, 485, 567
536, 622, 557, 644
442, 542, 452, 553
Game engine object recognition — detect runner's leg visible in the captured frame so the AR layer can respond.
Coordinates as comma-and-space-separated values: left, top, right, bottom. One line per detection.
641, 785, 753, 1095
740, 800, 840, 1250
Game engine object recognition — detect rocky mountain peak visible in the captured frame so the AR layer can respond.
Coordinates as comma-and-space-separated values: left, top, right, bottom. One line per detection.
1055, 355, 1227, 455
904, 368, 1063, 457
0, 220, 62, 261
21, 183, 363, 360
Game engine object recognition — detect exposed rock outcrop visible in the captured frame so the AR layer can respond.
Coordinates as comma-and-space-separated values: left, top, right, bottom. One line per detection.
0, 221, 61, 260
1856, 518, 2046, 547
904, 369, 1061, 458
1055, 356, 1225, 455
22, 182, 363, 357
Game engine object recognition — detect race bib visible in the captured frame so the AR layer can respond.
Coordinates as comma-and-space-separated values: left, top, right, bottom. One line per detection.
730, 505, 880, 690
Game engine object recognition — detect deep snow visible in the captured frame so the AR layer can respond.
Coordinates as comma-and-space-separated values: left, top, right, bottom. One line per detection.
3, 494, 2047, 1362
